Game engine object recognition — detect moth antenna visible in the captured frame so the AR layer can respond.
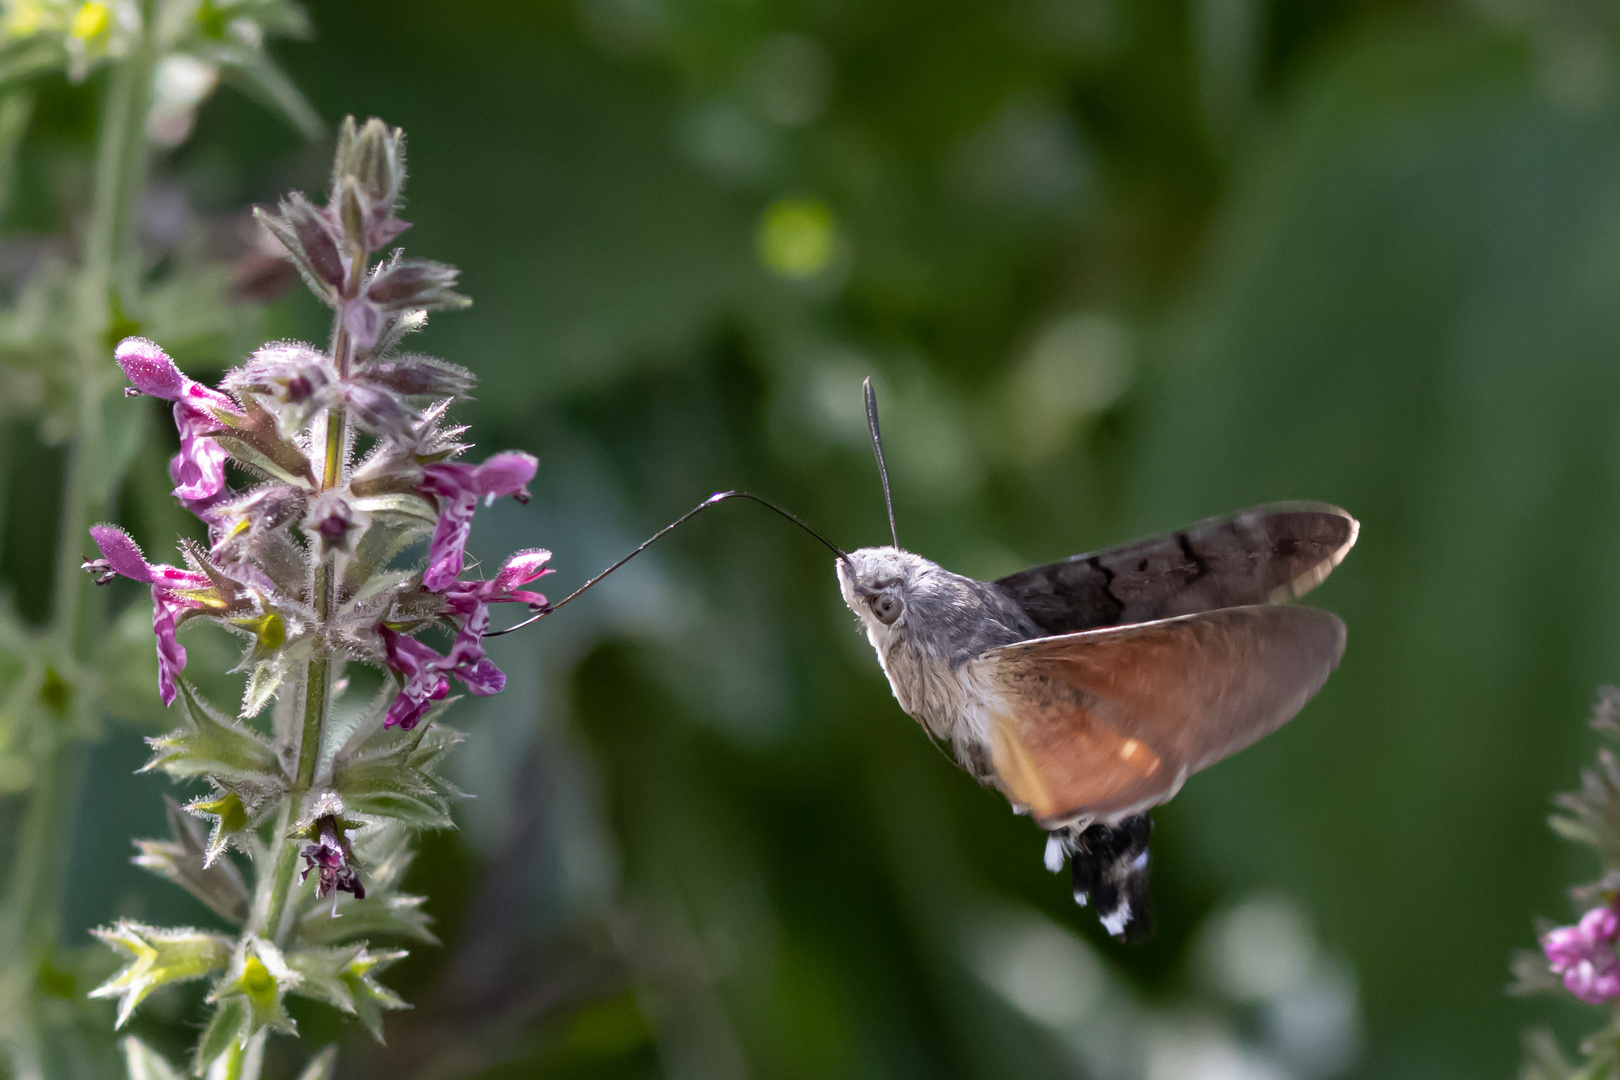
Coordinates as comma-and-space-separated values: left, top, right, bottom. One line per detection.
487, 490, 849, 637
864, 376, 899, 550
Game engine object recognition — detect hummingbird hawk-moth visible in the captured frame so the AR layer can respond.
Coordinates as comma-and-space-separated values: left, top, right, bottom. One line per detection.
505, 380, 1357, 941
832, 380, 1356, 940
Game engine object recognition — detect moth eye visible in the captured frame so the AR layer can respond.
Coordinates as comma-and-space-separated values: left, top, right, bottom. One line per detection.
870, 593, 903, 626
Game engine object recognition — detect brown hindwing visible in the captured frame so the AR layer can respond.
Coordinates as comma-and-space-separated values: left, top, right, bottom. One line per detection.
994, 502, 1358, 636
977, 605, 1346, 827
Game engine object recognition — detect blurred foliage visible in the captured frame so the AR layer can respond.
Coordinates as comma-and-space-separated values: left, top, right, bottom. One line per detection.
10, 0, 1620, 1076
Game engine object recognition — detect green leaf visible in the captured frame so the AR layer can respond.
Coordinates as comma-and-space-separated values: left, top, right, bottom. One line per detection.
142, 681, 282, 784
88, 922, 233, 1028
132, 796, 251, 925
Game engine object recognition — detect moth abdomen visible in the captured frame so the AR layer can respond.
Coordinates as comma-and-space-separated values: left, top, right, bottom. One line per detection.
1050, 814, 1154, 941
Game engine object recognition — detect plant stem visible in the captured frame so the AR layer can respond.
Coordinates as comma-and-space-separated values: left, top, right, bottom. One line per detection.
255, 269, 361, 944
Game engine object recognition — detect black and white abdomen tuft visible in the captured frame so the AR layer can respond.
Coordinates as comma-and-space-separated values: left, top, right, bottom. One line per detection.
1045, 814, 1154, 941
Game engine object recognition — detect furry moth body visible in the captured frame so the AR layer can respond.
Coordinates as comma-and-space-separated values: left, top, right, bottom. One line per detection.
838, 384, 1357, 940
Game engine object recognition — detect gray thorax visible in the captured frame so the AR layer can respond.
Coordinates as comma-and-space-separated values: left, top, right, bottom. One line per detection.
837, 547, 1040, 768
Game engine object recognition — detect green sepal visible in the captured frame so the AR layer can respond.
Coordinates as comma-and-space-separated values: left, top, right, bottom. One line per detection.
184, 780, 277, 867
192, 998, 250, 1077
1519, 1028, 1575, 1080
205, 935, 300, 1039
88, 922, 233, 1028
295, 891, 436, 947
210, 396, 316, 489
132, 796, 251, 925
241, 659, 285, 718
142, 681, 282, 785
328, 724, 463, 830
286, 945, 409, 1042
342, 946, 410, 1042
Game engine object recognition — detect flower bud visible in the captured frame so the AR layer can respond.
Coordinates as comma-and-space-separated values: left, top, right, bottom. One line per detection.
335, 176, 366, 256
366, 257, 470, 313
301, 492, 369, 559
331, 116, 405, 216
254, 195, 345, 301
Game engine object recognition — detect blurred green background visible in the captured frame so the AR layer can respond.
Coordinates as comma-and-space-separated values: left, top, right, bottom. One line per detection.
19, 0, 1620, 1076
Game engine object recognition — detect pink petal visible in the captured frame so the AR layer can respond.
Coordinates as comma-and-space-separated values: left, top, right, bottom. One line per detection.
150, 588, 186, 707
1580, 905, 1619, 944
471, 452, 536, 501
494, 549, 551, 593
90, 525, 155, 584
115, 338, 186, 400
421, 498, 475, 592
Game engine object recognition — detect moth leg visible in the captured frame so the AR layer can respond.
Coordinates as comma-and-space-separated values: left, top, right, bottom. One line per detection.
1046, 814, 1154, 942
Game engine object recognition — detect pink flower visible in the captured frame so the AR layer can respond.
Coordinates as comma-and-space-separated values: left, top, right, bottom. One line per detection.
115, 338, 242, 516
379, 550, 550, 730
83, 525, 217, 706
378, 628, 451, 731
1544, 904, 1620, 1005
441, 548, 552, 615
418, 452, 537, 591
300, 815, 365, 901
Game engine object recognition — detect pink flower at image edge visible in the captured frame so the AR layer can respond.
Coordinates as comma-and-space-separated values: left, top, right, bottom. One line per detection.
1545, 903, 1620, 1005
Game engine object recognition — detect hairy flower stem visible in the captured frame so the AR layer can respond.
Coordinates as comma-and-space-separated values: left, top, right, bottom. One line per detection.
88, 118, 529, 1069
255, 251, 364, 945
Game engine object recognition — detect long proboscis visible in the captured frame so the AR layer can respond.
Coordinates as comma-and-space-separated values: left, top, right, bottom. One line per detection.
485, 490, 848, 638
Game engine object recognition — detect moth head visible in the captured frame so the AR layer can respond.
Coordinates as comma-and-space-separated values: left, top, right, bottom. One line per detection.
837, 547, 927, 636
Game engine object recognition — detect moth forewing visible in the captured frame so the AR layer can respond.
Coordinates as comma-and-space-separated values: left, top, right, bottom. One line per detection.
995, 502, 1359, 636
